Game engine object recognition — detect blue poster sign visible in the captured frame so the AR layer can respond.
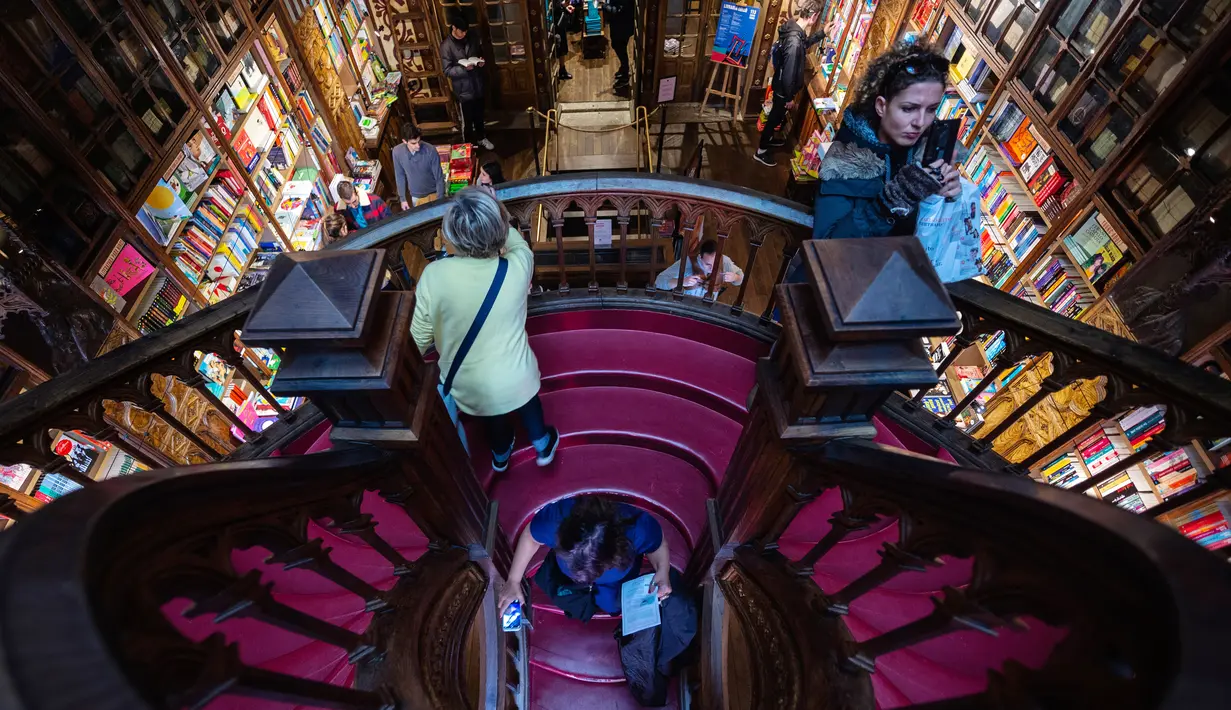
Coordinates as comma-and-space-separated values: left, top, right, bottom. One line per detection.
710, 1, 760, 68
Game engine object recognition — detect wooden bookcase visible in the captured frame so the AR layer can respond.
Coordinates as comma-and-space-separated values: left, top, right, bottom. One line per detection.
881, 0, 1231, 553
0, 1, 349, 344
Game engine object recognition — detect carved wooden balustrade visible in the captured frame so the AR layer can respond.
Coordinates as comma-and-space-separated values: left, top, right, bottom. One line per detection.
881, 279, 1231, 520
702, 438, 1231, 710
0, 446, 521, 710
0, 174, 807, 519
686, 236, 1231, 710
5, 175, 1231, 710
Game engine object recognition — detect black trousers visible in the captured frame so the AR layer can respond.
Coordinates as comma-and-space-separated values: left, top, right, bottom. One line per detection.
612, 31, 631, 77
758, 93, 790, 151
461, 98, 486, 142
481, 394, 549, 458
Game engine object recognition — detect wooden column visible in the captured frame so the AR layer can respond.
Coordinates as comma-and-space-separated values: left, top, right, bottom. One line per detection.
687, 236, 962, 583
240, 250, 506, 567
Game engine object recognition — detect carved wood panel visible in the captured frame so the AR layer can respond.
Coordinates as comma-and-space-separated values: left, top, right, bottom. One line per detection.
294, 11, 367, 156
980, 354, 1107, 464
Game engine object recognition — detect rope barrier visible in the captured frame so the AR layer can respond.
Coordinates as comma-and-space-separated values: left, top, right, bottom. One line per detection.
533, 106, 660, 133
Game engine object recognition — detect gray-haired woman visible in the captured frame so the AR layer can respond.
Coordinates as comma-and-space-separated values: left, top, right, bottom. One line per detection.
410, 188, 559, 471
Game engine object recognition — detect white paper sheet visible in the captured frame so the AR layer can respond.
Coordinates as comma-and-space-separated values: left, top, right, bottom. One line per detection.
594, 218, 613, 248
621, 573, 662, 635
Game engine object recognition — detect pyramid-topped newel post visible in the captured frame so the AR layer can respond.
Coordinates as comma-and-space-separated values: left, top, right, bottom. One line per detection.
686, 237, 961, 583
241, 250, 498, 562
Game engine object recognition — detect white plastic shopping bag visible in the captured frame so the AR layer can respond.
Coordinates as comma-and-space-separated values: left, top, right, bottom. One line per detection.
915, 177, 984, 283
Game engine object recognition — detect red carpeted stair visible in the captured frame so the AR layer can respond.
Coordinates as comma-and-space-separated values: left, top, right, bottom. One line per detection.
168, 307, 1062, 709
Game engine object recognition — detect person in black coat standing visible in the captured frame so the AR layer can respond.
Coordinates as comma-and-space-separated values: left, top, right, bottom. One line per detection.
605, 0, 636, 89
551, 0, 577, 80
441, 11, 494, 150
754, 0, 832, 167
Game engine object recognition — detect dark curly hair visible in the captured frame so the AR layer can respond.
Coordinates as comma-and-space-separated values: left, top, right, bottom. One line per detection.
555, 496, 635, 584
850, 42, 949, 118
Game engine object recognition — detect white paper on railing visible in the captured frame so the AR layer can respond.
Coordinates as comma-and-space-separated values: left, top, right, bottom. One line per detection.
621, 573, 662, 635
594, 219, 613, 248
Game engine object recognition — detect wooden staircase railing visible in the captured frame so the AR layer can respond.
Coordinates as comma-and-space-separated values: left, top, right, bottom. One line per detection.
5, 175, 1231, 710
685, 236, 1231, 709
881, 274, 1231, 521
0, 446, 518, 710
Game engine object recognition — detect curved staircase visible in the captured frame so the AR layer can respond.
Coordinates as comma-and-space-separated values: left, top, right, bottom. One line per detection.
198, 305, 1068, 709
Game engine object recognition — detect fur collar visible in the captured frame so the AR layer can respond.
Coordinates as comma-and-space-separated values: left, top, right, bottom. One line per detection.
820, 111, 919, 182
820, 140, 886, 181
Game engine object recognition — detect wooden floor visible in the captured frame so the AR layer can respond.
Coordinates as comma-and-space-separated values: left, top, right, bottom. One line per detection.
556, 30, 624, 104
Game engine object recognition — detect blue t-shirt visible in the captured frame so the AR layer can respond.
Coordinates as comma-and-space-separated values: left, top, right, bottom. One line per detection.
530, 498, 663, 613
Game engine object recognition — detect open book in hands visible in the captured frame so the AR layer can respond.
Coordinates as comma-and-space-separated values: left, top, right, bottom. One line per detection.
458, 57, 484, 68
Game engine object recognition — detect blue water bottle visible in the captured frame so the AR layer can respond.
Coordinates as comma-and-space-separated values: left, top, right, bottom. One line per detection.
501, 600, 523, 632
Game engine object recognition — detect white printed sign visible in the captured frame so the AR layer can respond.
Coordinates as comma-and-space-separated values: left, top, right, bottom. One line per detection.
594, 218, 613, 248
658, 76, 677, 103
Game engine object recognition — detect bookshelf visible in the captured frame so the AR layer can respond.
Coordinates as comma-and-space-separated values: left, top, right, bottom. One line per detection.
788, 0, 893, 182
309, 0, 397, 149
895, 1, 1230, 535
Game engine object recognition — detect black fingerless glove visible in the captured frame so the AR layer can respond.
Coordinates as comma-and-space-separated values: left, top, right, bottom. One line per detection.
880, 164, 943, 218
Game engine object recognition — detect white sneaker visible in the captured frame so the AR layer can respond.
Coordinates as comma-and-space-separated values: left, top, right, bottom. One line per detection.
478, 138, 495, 150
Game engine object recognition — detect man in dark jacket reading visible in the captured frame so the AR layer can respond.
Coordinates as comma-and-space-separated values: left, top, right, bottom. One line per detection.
754, 0, 830, 167
441, 11, 495, 150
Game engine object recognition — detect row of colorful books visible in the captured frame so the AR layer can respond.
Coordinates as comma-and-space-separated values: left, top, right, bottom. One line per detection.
966, 146, 1045, 260
1170, 497, 1231, 550
171, 173, 246, 284
1100, 475, 1147, 513
1029, 254, 1094, 318
980, 227, 1015, 288
1120, 405, 1166, 451
1042, 452, 1086, 489
1147, 449, 1198, 499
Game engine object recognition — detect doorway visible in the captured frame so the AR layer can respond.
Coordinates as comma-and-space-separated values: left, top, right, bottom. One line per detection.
544, 0, 645, 107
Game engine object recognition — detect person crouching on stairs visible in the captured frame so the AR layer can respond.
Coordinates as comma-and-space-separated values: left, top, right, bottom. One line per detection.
410, 188, 560, 472
498, 495, 671, 621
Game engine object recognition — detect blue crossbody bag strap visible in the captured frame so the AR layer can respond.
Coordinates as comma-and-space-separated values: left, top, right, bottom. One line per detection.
442, 257, 508, 396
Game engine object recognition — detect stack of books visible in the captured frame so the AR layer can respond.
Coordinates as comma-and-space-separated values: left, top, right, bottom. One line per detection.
1147, 449, 1197, 498
171, 169, 246, 283
32, 472, 83, 504
966, 145, 1047, 262
440, 143, 474, 194
1121, 406, 1166, 451
1172, 499, 1231, 550
1076, 426, 1131, 475
1029, 254, 1094, 318
1042, 452, 1085, 489
1100, 475, 1146, 513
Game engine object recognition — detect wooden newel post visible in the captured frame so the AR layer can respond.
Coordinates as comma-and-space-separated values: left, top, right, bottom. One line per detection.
241, 250, 505, 568
687, 237, 961, 582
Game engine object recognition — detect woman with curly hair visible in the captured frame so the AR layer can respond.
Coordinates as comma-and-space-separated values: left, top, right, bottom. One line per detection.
497, 494, 671, 621
811, 43, 962, 239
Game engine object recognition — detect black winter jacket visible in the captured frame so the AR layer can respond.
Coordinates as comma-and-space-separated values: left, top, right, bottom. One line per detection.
811, 111, 921, 240
440, 33, 486, 102
771, 21, 825, 100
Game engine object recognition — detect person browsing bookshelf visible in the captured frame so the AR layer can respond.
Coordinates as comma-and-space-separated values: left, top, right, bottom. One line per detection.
809, 43, 961, 240
754, 0, 836, 167
393, 123, 446, 210
330, 177, 392, 232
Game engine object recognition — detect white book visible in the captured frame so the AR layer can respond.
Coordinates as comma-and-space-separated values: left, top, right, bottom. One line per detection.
621, 573, 662, 636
